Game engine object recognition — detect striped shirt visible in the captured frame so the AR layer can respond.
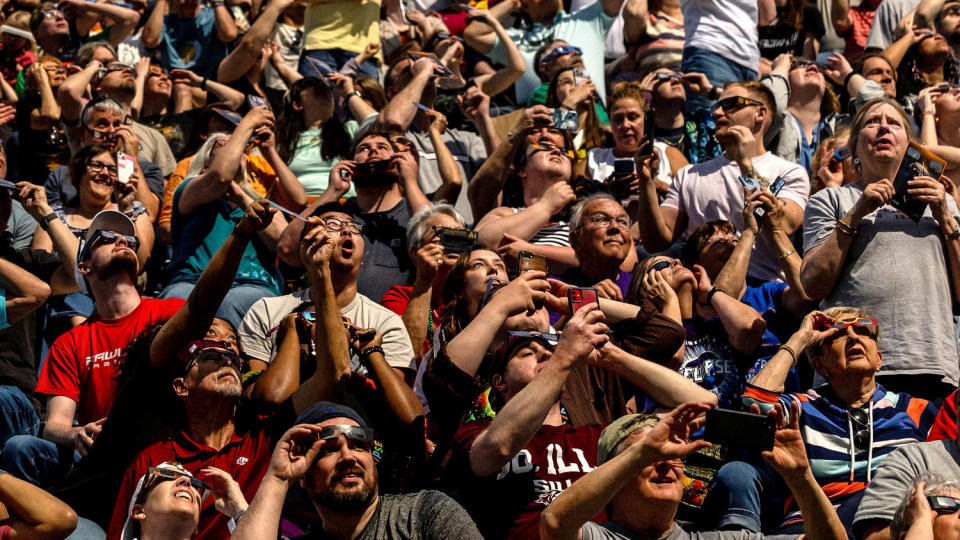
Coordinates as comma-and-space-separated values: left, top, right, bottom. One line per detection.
510, 207, 571, 247
743, 383, 936, 500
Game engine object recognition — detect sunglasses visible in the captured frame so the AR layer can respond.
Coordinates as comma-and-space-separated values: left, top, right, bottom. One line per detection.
820, 316, 879, 331
711, 96, 764, 114
916, 29, 940, 40
791, 59, 815, 71
43, 64, 68, 75
507, 330, 560, 345
540, 45, 582, 66
654, 71, 681, 82
82, 230, 140, 260
41, 10, 64, 19
929, 495, 960, 514
184, 346, 242, 374
146, 467, 211, 492
848, 407, 871, 449
147, 65, 169, 78
526, 142, 575, 159
649, 259, 673, 273
313, 424, 375, 444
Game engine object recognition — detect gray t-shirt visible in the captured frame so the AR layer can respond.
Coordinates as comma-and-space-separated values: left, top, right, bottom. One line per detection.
295, 491, 483, 540
802, 184, 960, 385
405, 126, 486, 225
865, 0, 920, 51
854, 440, 960, 534
582, 520, 797, 540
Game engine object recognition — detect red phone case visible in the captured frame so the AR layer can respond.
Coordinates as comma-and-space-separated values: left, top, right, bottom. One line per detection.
568, 287, 598, 315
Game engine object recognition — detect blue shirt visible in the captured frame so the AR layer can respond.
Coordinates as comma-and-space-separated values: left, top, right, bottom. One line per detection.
160, 7, 229, 79
741, 281, 803, 392
169, 178, 282, 293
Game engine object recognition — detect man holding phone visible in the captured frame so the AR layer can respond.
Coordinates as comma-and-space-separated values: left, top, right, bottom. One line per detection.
636, 81, 809, 283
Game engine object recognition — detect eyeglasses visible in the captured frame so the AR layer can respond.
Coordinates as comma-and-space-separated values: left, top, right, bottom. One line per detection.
41, 10, 64, 20
848, 407, 871, 449
82, 230, 140, 260
711, 96, 764, 115
321, 217, 363, 234
86, 160, 119, 177
929, 495, 960, 514
539, 45, 582, 66
507, 330, 560, 345
791, 59, 815, 71
99, 63, 134, 80
649, 259, 674, 273
184, 346, 242, 374
145, 467, 211, 492
526, 142, 574, 159
588, 214, 631, 229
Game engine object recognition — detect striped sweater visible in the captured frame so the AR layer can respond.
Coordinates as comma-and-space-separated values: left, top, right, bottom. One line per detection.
743, 383, 936, 501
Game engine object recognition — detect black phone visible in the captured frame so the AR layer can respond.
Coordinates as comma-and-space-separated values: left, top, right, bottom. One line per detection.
437, 226, 478, 254
352, 159, 398, 187
754, 176, 786, 223
891, 142, 947, 223
639, 107, 656, 155
613, 158, 635, 177
703, 408, 776, 452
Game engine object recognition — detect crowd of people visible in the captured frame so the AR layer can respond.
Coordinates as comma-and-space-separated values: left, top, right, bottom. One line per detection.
5, 0, 960, 537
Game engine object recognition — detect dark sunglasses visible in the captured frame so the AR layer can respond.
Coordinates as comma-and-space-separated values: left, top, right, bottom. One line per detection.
654, 71, 681, 82
526, 142, 575, 159
711, 96, 764, 114
848, 407, 871, 449
146, 467, 211, 492
929, 495, 960, 514
82, 230, 140, 260
540, 45, 582, 66
184, 346, 242, 374
649, 260, 673, 273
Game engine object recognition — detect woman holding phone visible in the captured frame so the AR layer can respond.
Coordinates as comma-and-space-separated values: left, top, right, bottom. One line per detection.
800, 97, 960, 400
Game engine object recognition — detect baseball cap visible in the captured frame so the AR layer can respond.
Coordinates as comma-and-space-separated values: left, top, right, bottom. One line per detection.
74, 209, 136, 295
596, 413, 662, 465
295, 401, 369, 430
488, 331, 559, 377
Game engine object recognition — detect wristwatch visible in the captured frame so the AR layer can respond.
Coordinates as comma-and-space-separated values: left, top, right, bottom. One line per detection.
347, 90, 363, 100
39, 212, 58, 231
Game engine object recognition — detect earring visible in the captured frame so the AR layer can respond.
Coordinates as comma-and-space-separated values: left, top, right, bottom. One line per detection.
853, 158, 861, 167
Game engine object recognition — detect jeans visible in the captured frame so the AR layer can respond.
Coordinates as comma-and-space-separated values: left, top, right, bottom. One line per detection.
299, 48, 379, 79
706, 460, 777, 532
0, 385, 40, 446
159, 281, 277, 329
0, 434, 81, 487
681, 46, 759, 115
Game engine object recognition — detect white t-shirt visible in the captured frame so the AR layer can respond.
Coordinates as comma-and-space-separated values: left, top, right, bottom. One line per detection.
682, 0, 760, 71
662, 152, 809, 282
586, 143, 673, 185
237, 289, 416, 373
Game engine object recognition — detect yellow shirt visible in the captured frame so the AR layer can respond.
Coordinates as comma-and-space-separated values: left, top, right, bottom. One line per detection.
303, 0, 381, 54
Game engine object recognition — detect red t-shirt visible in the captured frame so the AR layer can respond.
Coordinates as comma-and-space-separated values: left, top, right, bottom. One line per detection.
929, 390, 958, 442
105, 408, 291, 540
452, 420, 606, 540
381, 285, 440, 355
35, 297, 184, 425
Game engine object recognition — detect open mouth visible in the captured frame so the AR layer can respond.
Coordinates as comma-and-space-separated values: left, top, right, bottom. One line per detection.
173, 488, 194, 503
334, 468, 365, 483
339, 238, 355, 258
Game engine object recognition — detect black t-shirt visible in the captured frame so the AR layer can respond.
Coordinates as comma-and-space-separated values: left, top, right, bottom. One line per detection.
294, 491, 483, 540
0, 237, 61, 405
141, 108, 205, 161
758, 7, 825, 59
343, 198, 412, 304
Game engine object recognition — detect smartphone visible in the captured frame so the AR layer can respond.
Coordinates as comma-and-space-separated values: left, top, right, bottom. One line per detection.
753, 176, 786, 222
408, 51, 454, 78
891, 141, 947, 222
517, 250, 547, 274
703, 408, 776, 452
613, 158, 635, 177
552, 109, 579, 131
573, 67, 590, 86
568, 287, 599, 315
352, 159, 398, 187
640, 107, 656, 155
738, 174, 762, 192
247, 94, 270, 111
300, 310, 316, 323
437, 226, 478, 254
116, 151, 134, 185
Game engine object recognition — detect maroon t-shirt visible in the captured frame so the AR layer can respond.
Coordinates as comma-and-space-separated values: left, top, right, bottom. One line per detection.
452, 420, 606, 539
